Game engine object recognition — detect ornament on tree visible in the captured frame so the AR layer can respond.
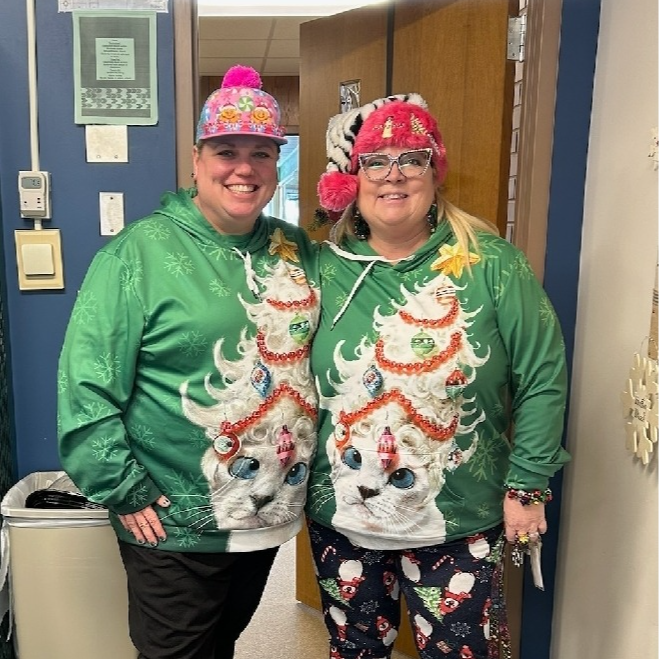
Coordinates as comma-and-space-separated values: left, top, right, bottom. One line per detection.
213, 422, 241, 460
446, 367, 469, 400
362, 364, 384, 397
289, 313, 311, 345
276, 424, 295, 466
250, 360, 272, 398
410, 330, 437, 357
620, 352, 658, 465
377, 426, 398, 468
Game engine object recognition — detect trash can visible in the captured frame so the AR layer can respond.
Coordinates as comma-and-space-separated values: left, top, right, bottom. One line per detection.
0, 471, 138, 659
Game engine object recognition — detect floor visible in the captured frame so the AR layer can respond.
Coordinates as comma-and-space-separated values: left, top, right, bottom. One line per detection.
235, 538, 413, 659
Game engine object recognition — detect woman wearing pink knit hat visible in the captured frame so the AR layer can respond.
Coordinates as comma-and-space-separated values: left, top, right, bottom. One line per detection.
58, 65, 320, 659
305, 93, 569, 658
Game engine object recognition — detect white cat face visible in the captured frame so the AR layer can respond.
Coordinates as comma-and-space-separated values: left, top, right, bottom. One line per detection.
203, 411, 315, 530
328, 409, 446, 536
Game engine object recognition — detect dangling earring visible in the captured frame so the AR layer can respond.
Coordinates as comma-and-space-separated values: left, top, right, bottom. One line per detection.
353, 207, 370, 240
426, 203, 438, 233
190, 172, 198, 197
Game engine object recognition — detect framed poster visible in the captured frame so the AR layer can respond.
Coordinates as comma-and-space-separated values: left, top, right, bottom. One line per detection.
73, 10, 158, 125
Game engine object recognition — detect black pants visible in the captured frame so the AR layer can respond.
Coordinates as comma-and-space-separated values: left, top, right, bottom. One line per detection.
118, 540, 278, 659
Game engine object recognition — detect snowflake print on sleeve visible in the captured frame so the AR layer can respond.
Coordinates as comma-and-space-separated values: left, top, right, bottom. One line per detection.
209, 278, 231, 297
130, 424, 156, 449
76, 401, 112, 428
57, 370, 68, 395
72, 290, 98, 325
141, 219, 171, 241
91, 435, 119, 462
93, 353, 121, 384
128, 483, 150, 507
164, 252, 195, 277
119, 259, 143, 291
178, 331, 209, 357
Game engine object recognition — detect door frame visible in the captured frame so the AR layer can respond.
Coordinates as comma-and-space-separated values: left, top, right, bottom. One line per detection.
173, 0, 198, 190
512, 0, 563, 279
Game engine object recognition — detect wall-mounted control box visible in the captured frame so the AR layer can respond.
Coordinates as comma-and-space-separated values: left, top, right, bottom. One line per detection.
18, 170, 51, 219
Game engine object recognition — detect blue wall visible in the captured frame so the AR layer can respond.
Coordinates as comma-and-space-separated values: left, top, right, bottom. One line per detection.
0, 0, 176, 478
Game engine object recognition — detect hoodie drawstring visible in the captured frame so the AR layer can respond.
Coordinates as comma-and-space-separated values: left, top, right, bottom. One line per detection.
326, 242, 412, 329
232, 248, 260, 298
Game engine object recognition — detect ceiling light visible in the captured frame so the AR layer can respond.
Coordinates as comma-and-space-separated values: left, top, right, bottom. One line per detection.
198, 0, 389, 17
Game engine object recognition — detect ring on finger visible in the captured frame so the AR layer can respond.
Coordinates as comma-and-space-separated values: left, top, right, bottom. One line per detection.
517, 532, 529, 544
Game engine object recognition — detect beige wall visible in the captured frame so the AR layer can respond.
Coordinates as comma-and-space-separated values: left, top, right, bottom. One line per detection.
551, 0, 658, 656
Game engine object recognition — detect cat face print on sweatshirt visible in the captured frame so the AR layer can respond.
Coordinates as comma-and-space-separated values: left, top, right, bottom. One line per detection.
180, 257, 319, 537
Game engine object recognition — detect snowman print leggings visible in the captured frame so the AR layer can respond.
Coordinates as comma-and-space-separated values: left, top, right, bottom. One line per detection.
307, 520, 507, 659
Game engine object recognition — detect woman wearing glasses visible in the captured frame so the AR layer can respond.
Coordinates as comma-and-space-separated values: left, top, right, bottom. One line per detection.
305, 94, 570, 659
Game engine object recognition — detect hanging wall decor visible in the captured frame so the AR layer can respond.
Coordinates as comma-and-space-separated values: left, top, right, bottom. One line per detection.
621, 352, 658, 465
339, 80, 361, 114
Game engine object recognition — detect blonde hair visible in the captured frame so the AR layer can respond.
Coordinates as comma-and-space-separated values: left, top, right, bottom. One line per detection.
330, 188, 499, 259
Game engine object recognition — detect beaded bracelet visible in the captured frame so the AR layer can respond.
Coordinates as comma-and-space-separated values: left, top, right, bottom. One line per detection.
505, 486, 553, 506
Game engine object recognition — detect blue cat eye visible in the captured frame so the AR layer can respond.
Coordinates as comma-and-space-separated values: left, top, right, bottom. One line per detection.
285, 462, 308, 486
389, 468, 415, 489
229, 456, 260, 480
342, 447, 362, 470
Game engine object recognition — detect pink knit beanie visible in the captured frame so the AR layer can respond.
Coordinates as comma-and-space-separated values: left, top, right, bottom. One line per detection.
317, 93, 447, 213
196, 65, 287, 145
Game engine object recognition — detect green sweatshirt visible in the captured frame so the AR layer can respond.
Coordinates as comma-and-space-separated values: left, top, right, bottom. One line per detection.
307, 221, 569, 550
58, 188, 320, 552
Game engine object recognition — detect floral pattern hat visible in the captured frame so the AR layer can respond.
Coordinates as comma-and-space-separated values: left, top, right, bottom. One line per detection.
196, 65, 287, 145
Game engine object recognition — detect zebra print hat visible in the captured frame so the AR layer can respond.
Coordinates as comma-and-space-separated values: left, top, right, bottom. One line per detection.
317, 93, 447, 213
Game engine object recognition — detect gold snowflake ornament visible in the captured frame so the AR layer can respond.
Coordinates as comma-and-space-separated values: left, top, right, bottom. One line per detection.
620, 353, 658, 465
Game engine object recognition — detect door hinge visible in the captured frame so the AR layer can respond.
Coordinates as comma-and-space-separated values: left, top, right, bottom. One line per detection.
507, 15, 526, 62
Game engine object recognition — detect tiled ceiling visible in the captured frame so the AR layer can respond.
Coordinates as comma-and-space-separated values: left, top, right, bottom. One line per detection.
198, 16, 321, 77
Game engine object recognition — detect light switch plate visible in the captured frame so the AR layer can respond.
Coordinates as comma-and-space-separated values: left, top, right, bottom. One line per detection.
14, 229, 64, 290
99, 192, 125, 236
21, 243, 55, 276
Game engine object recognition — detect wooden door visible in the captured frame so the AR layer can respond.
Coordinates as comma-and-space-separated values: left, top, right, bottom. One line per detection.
297, 1, 518, 657
297, 5, 389, 244
391, 0, 516, 236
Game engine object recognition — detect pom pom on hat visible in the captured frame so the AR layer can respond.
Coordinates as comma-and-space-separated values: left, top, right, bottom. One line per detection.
317, 171, 359, 213
196, 64, 287, 144
221, 65, 262, 90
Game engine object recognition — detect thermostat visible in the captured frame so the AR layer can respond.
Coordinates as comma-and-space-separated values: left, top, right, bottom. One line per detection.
18, 170, 51, 219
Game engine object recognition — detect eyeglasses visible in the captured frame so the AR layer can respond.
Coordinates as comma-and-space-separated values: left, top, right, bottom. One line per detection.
358, 148, 433, 181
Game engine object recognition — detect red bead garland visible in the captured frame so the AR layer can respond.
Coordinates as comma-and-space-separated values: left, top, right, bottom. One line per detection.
337, 387, 459, 444
218, 382, 317, 437
265, 289, 317, 310
256, 329, 310, 364
398, 297, 459, 328
375, 332, 462, 374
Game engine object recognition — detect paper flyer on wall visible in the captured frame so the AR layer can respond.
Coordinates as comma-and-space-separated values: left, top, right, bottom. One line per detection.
73, 10, 158, 125
60, 0, 168, 11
